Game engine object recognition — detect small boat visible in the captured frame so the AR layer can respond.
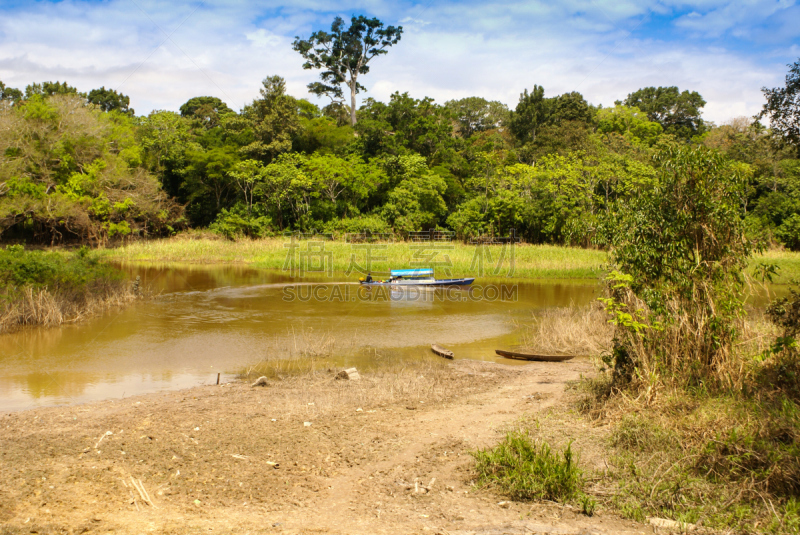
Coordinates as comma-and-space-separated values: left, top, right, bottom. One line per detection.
431, 344, 454, 359
495, 349, 575, 362
360, 269, 474, 287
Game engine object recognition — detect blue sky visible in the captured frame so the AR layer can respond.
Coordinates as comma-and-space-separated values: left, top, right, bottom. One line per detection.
0, 0, 798, 123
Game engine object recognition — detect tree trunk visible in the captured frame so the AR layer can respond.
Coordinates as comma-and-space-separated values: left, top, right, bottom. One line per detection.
349, 80, 357, 126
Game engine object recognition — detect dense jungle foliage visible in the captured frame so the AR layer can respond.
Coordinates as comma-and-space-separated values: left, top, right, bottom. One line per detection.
0, 58, 799, 247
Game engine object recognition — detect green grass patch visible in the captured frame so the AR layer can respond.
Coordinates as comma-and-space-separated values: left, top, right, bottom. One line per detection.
101, 238, 800, 283
472, 430, 588, 507
101, 236, 608, 280
751, 250, 800, 284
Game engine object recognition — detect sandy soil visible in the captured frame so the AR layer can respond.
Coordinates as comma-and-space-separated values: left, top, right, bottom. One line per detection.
0, 358, 658, 535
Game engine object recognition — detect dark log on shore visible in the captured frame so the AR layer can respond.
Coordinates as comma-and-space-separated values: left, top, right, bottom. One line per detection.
495, 349, 574, 362
431, 344, 454, 359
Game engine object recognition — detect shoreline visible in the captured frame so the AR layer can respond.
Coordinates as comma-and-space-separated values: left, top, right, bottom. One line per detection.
0, 357, 649, 535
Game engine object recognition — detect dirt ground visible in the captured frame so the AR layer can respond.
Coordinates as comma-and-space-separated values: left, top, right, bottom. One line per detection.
0, 357, 661, 535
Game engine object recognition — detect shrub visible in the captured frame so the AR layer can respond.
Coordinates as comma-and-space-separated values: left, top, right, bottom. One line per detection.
762, 287, 800, 401
776, 214, 800, 251
600, 146, 754, 390
472, 430, 584, 502
0, 244, 122, 292
209, 205, 273, 240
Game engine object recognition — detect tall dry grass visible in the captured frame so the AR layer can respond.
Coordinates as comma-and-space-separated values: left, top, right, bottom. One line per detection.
569, 302, 798, 533
521, 304, 614, 357
606, 286, 781, 396
0, 283, 140, 333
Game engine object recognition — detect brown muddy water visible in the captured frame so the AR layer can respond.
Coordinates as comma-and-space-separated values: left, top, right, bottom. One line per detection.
0, 264, 599, 412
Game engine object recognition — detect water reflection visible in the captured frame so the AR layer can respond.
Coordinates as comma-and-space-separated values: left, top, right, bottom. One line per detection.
0, 263, 599, 412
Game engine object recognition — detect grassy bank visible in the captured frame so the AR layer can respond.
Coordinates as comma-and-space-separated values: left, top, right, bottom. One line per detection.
581, 380, 800, 534
752, 249, 800, 284
102, 236, 800, 283
103, 235, 607, 279
0, 246, 137, 333
473, 304, 799, 533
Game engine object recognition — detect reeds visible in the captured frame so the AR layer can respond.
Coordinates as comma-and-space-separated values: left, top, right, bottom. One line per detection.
520, 304, 614, 357
0, 283, 139, 333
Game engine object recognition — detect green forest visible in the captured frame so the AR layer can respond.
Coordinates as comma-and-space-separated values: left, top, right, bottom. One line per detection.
1, 54, 799, 248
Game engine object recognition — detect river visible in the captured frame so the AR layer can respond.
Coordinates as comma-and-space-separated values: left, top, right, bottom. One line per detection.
0, 264, 600, 412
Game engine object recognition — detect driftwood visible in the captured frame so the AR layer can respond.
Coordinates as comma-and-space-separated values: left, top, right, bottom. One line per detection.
430, 344, 454, 359
122, 476, 157, 509
495, 349, 574, 362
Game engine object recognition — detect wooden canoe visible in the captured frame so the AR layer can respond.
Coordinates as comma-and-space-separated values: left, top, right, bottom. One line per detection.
495, 349, 574, 362
431, 344, 454, 359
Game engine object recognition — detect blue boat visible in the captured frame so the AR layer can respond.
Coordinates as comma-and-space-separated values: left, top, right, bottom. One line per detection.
359, 268, 475, 287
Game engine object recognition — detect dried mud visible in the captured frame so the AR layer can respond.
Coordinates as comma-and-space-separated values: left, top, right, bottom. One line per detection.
0, 358, 657, 535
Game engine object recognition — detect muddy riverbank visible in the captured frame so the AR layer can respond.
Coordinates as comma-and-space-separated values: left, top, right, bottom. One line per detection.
0, 358, 653, 535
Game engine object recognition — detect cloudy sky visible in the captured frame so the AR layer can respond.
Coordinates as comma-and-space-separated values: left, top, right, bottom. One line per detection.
0, 0, 798, 123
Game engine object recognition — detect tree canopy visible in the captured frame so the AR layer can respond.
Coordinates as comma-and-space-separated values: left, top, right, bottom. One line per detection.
444, 97, 509, 138
0, 81, 23, 103
620, 86, 706, 140
2, 73, 798, 250
25, 81, 84, 99
0, 94, 180, 243
87, 87, 134, 116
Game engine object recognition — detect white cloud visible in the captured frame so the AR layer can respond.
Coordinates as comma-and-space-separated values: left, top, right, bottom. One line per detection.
0, 0, 795, 122
246, 29, 285, 48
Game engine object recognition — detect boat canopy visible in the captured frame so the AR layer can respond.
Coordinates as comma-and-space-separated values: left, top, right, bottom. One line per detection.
390, 268, 433, 277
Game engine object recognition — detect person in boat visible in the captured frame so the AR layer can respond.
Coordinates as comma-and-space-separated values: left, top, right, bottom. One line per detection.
365, 272, 372, 283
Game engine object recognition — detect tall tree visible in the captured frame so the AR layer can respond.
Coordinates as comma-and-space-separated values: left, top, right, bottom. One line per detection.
509, 88, 593, 150
620, 86, 706, 139
550, 92, 593, 124
596, 105, 663, 145
240, 76, 301, 163
355, 92, 455, 163
760, 58, 800, 150
87, 87, 134, 115
292, 15, 403, 126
